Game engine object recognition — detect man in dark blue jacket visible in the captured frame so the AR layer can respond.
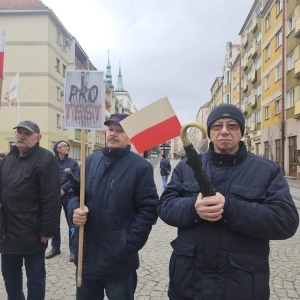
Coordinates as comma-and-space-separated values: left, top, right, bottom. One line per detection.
160, 154, 171, 189
45, 140, 79, 262
158, 104, 299, 300
68, 113, 158, 300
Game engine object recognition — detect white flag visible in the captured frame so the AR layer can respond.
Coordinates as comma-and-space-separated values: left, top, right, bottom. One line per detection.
4, 70, 19, 107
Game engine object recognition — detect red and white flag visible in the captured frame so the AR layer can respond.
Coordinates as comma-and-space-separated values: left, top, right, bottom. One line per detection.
120, 97, 181, 153
0, 29, 5, 78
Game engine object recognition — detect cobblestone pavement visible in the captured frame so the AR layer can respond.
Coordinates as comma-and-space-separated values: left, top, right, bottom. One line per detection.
0, 158, 299, 299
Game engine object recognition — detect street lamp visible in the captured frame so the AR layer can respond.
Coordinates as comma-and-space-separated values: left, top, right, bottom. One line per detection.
159, 142, 171, 156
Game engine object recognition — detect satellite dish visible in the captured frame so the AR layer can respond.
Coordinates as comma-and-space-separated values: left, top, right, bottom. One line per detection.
64, 38, 71, 49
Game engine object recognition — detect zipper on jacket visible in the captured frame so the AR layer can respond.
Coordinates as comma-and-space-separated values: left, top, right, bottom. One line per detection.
107, 178, 115, 210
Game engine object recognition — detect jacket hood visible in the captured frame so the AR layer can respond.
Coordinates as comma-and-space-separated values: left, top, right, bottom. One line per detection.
53, 140, 70, 157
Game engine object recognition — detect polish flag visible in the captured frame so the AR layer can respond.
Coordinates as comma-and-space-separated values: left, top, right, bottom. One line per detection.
0, 29, 5, 78
120, 97, 181, 153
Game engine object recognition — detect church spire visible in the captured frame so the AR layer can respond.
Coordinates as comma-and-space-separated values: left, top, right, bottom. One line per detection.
116, 60, 124, 92
105, 50, 114, 89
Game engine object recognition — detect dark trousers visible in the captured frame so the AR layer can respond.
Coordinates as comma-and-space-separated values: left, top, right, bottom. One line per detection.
76, 270, 137, 300
51, 202, 75, 252
1, 250, 46, 300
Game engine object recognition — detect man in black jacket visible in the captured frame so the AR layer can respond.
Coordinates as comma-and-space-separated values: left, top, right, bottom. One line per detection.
45, 140, 79, 262
68, 113, 158, 300
0, 120, 61, 300
160, 154, 171, 189
158, 104, 299, 300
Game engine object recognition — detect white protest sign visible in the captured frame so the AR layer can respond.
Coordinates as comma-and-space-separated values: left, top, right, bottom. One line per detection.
64, 70, 104, 129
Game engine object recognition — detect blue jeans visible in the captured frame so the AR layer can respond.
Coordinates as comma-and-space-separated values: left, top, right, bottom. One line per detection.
51, 202, 75, 252
76, 270, 137, 300
1, 250, 46, 300
161, 175, 169, 189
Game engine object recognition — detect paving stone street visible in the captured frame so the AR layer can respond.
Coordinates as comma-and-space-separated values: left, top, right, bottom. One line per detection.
0, 158, 299, 299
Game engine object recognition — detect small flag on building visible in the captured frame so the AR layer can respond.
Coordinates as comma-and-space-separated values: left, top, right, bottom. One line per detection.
4, 70, 19, 106
120, 97, 182, 153
0, 29, 5, 79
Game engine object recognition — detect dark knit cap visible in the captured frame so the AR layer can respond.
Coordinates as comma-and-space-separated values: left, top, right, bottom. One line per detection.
207, 103, 245, 138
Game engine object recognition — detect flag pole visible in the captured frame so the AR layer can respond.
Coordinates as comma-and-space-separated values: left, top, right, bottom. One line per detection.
17, 69, 20, 123
77, 71, 86, 287
0, 77, 3, 110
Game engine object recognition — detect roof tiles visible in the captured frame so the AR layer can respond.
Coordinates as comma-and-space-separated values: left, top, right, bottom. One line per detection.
0, 0, 48, 9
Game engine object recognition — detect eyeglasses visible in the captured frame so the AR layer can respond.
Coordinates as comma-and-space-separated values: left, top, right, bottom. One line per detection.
58, 145, 69, 149
210, 123, 240, 131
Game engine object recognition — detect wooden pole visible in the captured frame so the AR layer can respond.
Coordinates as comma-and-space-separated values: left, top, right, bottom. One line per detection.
77, 128, 86, 287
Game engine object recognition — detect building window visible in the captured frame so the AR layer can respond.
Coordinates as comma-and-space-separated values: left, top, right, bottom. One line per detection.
63, 65, 66, 78
73, 146, 80, 160
62, 116, 66, 130
276, 0, 282, 15
265, 44, 270, 61
256, 30, 262, 44
255, 56, 261, 70
275, 139, 281, 163
56, 30, 61, 45
255, 83, 261, 96
56, 58, 60, 73
275, 98, 281, 114
286, 89, 294, 109
266, 14, 271, 31
254, 109, 261, 123
287, 52, 294, 71
56, 114, 60, 128
265, 105, 270, 119
265, 74, 270, 90
226, 71, 230, 84
276, 31, 282, 49
275, 63, 281, 82
288, 16, 295, 34
264, 141, 270, 159
226, 94, 230, 104
56, 86, 61, 100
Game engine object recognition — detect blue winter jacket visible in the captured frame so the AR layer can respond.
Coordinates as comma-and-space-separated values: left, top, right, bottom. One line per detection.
53, 140, 80, 205
160, 157, 171, 176
158, 141, 299, 300
68, 145, 158, 278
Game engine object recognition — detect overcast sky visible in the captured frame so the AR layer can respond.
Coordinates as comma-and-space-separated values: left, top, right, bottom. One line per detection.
43, 0, 254, 126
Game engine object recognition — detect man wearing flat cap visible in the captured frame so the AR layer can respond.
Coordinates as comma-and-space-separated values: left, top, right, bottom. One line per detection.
0, 120, 61, 299
68, 113, 158, 300
158, 104, 299, 300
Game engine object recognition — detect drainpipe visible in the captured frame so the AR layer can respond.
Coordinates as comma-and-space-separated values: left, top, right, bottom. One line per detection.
281, 0, 286, 174
239, 55, 242, 109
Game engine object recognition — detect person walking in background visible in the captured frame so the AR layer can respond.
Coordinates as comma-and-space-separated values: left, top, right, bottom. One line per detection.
45, 140, 79, 262
160, 154, 171, 189
68, 113, 158, 300
0, 120, 61, 300
158, 104, 299, 300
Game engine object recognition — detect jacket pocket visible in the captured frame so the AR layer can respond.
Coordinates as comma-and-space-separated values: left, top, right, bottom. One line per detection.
229, 185, 266, 204
169, 238, 196, 299
225, 252, 269, 300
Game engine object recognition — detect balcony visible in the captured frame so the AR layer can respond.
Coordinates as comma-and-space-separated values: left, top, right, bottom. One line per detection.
295, 17, 300, 38
294, 59, 300, 78
294, 101, 300, 119
251, 44, 258, 59
250, 122, 257, 132
105, 97, 111, 106
243, 103, 248, 115
242, 60, 248, 71
251, 96, 257, 109
251, 70, 257, 83
243, 82, 248, 93
243, 35, 248, 48
252, 18, 258, 33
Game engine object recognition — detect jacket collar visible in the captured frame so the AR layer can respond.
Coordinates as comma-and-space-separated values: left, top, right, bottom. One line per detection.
102, 145, 131, 158
208, 141, 247, 166
10, 143, 40, 158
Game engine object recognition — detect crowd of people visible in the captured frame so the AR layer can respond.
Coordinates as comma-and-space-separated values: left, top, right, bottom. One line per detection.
0, 104, 299, 300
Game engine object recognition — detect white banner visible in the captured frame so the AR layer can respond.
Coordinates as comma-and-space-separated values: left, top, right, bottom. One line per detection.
64, 70, 104, 129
